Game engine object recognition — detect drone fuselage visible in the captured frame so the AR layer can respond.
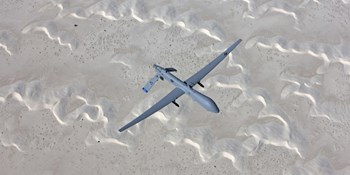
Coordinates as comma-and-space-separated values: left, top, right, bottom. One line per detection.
153, 64, 219, 113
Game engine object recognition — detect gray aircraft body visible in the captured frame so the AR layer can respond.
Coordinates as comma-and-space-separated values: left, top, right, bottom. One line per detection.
119, 39, 242, 132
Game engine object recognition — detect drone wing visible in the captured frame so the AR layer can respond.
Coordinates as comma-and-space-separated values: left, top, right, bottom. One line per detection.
185, 39, 242, 87
119, 88, 184, 132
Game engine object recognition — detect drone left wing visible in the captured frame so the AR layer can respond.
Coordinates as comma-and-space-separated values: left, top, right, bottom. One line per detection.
119, 88, 185, 132
185, 39, 242, 87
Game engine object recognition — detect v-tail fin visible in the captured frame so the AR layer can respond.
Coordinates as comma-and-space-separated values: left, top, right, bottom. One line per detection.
142, 75, 159, 93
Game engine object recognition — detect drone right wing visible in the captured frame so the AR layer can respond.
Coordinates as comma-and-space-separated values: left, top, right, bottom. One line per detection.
119, 87, 185, 132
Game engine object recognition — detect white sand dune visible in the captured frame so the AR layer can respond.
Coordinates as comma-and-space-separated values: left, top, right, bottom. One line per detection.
1, 0, 350, 174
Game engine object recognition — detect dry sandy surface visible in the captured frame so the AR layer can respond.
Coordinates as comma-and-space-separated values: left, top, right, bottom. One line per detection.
1, 0, 350, 174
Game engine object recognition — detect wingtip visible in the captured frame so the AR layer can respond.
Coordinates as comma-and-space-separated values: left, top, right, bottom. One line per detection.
118, 127, 126, 132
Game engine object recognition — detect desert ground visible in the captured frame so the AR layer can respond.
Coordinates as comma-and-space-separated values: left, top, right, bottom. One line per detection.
1, 0, 350, 174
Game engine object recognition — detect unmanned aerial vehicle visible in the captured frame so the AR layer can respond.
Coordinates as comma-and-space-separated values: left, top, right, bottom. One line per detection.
119, 39, 242, 132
